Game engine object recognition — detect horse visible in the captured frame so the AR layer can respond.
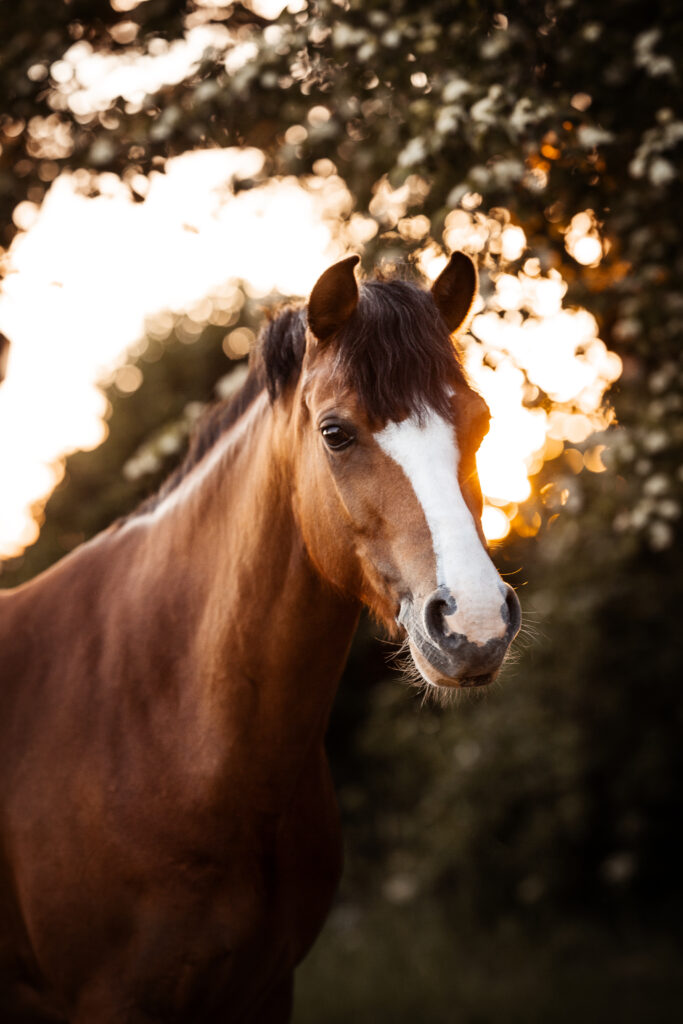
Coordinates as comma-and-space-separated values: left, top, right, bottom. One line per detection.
0, 251, 521, 1022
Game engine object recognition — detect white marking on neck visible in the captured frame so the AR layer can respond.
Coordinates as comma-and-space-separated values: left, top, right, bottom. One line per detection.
132, 389, 269, 525
374, 408, 506, 644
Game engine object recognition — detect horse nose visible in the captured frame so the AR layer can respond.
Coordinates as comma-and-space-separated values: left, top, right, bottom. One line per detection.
422, 582, 521, 678
424, 584, 521, 643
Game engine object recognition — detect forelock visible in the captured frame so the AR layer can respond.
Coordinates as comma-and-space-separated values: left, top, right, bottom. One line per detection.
331, 279, 465, 424
260, 277, 465, 424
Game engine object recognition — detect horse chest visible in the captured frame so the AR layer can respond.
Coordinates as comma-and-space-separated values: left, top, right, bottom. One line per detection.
3, 749, 341, 1021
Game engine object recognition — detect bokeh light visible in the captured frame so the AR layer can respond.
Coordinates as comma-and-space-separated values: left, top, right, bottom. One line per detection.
48, 25, 231, 117
564, 210, 604, 267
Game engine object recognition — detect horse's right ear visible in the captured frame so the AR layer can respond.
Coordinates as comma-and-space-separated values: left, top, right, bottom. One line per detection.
431, 252, 478, 335
307, 255, 360, 342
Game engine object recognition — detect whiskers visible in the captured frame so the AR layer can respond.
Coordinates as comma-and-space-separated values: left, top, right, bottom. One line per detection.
390, 635, 427, 686
511, 610, 546, 657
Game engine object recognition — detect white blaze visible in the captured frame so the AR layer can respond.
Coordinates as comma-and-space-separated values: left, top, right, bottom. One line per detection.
374, 409, 507, 645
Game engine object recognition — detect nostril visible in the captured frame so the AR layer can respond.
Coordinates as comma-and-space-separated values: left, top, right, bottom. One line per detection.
423, 595, 448, 642
423, 586, 457, 643
503, 584, 522, 638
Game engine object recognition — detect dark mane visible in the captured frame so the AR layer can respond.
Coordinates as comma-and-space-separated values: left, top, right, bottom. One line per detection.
335, 279, 465, 422
123, 276, 466, 520
263, 279, 465, 422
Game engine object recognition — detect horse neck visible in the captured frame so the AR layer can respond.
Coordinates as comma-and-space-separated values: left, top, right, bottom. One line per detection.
115, 389, 360, 799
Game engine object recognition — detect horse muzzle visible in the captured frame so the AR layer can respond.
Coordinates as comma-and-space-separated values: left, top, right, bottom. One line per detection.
399, 583, 521, 689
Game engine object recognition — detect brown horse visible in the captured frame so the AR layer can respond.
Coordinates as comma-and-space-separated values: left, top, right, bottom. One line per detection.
0, 252, 520, 1022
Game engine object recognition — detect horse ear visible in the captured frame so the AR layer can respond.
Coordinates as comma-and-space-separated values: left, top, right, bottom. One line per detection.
431, 252, 478, 334
307, 255, 360, 342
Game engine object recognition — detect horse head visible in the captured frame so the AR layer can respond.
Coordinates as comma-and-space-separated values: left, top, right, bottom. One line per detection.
272, 252, 521, 691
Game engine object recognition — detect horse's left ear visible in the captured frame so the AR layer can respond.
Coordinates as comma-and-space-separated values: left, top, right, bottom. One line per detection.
431, 252, 478, 335
307, 255, 360, 342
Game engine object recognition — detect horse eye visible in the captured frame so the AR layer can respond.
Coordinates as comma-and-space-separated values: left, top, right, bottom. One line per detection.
321, 424, 354, 450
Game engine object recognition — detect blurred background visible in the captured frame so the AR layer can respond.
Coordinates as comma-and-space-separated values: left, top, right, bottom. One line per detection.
0, 1, 681, 1020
